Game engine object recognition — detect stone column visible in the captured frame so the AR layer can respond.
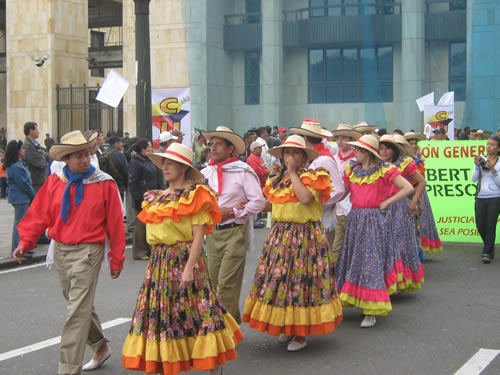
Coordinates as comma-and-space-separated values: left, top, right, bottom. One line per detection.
464, 0, 500, 132
261, 0, 283, 127
6, 0, 88, 140
399, 0, 425, 132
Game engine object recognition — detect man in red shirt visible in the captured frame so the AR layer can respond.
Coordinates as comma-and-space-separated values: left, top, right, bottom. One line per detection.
13, 130, 125, 375
246, 138, 268, 187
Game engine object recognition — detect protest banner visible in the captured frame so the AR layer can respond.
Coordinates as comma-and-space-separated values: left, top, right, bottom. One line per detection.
151, 88, 191, 148
419, 140, 499, 243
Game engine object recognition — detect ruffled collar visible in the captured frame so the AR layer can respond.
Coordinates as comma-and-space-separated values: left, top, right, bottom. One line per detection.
268, 163, 307, 190
350, 159, 387, 178
144, 184, 198, 204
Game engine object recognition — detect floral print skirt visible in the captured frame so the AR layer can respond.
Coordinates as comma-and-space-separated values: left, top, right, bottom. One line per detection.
336, 207, 399, 316
420, 190, 443, 253
122, 242, 243, 375
387, 200, 424, 292
242, 221, 343, 337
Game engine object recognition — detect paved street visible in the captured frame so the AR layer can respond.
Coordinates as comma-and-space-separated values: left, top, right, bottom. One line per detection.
0, 198, 499, 374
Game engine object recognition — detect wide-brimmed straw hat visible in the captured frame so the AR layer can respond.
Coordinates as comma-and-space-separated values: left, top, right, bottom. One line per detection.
269, 135, 319, 161
404, 132, 426, 142
379, 134, 405, 153
149, 143, 204, 181
202, 126, 246, 155
347, 134, 381, 159
290, 119, 332, 138
332, 123, 362, 140
353, 121, 378, 133
49, 130, 97, 161
392, 134, 414, 156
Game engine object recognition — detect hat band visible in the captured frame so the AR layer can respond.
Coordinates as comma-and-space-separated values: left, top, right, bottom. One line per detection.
357, 139, 378, 153
283, 141, 304, 147
165, 150, 192, 166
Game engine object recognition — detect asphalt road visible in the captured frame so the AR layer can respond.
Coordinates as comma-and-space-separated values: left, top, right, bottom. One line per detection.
1, 228, 499, 375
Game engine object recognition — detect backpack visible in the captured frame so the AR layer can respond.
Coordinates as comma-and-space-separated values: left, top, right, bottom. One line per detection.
100, 149, 121, 182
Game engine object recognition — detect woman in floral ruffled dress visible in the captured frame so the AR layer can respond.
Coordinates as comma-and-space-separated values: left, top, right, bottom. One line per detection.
242, 135, 343, 352
122, 143, 242, 375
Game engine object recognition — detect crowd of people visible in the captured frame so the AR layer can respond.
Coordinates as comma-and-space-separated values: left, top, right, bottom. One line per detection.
7, 119, 500, 375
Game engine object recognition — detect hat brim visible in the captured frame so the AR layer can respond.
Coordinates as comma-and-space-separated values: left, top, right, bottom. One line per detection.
268, 144, 319, 161
353, 126, 378, 133
405, 133, 426, 142
49, 133, 97, 162
149, 153, 204, 181
379, 139, 405, 154
202, 131, 246, 155
347, 140, 381, 159
332, 130, 363, 140
289, 127, 332, 138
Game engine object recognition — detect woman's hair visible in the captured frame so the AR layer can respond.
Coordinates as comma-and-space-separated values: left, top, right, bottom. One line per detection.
4, 140, 23, 169
490, 136, 500, 156
132, 138, 150, 153
380, 142, 400, 163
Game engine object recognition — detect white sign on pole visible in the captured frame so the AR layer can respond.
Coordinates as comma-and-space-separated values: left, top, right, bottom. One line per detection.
96, 69, 130, 108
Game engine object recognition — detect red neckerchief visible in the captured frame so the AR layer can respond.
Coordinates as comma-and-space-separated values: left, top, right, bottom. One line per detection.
337, 150, 355, 161
208, 156, 239, 195
313, 142, 333, 158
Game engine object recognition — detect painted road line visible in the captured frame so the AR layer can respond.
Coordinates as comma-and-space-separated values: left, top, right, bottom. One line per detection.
455, 348, 500, 375
0, 263, 45, 275
0, 317, 131, 362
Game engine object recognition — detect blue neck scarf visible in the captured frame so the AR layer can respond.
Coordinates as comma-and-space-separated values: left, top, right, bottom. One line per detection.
60, 164, 96, 223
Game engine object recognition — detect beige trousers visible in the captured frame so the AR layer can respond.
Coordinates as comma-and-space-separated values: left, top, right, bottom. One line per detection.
53, 242, 108, 375
331, 215, 348, 263
206, 224, 248, 324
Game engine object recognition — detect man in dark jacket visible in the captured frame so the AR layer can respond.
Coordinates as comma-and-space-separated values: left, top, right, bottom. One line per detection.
23, 121, 49, 193
105, 136, 128, 200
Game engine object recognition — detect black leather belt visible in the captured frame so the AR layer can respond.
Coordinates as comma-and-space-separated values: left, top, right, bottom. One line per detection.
214, 222, 242, 231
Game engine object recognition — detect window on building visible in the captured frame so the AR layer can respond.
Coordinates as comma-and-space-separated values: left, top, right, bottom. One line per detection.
308, 46, 393, 104
309, 0, 394, 17
245, 51, 260, 105
90, 31, 105, 78
246, 0, 261, 23
450, 0, 466, 11
449, 42, 466, 101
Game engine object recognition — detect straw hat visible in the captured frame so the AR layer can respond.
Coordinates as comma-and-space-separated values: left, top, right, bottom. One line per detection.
332, 123, 362, 140
404, 132, 426, 142
347, 134, 381, 159
290, 119, 332, 138
392, 134, 414, 156
269, 135, 319, 161
149, 143, 204, 181
49, 130, 98, 161
353, 121, 378, 133
379, 134, 405, 153
202, 126, 246, 155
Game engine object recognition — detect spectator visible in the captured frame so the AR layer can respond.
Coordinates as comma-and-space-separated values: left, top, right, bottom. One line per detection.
23, 121, 49, 193
246, 139, 268, 187
265, 125, 281, 148
128, 139, 165, 260
95, 129, 105, 161
0, 149, 7, 198
103, 136, 128, 200
377, 128, 388, 137
123, 132, 133, 153
459, 126, 471, 140
171, 128, 185, 144
256, 126, 272, 167
242, 131, 256, 161
472, 136, 500, 264
158, 131, 177, 153
5, 140, 36, 256
278, 127, 287, 143
44, 133, 55, 151
392, 129, 404, 136
194, 133, 207, 162
272, 126, 279, 137
0, 128, 7, 150
194, 147, 211, 170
